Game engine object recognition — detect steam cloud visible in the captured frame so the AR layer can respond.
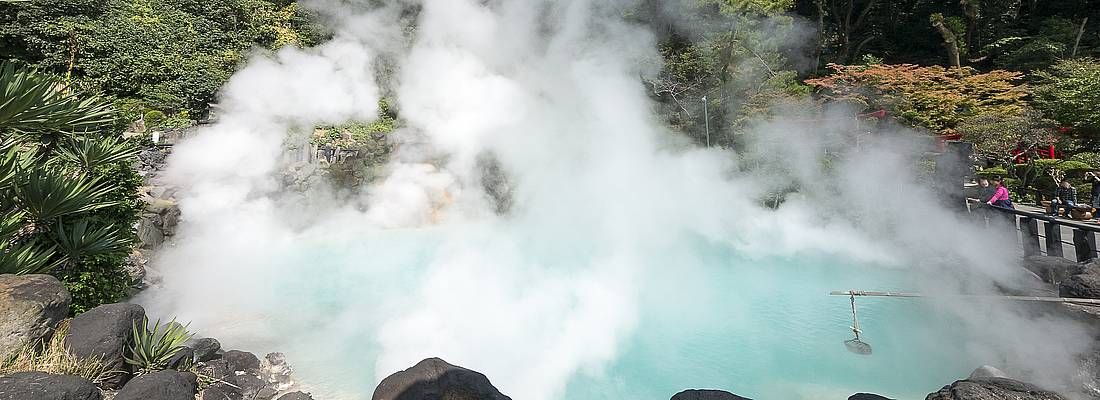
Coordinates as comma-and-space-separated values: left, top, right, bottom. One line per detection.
138, 1, 1095, 399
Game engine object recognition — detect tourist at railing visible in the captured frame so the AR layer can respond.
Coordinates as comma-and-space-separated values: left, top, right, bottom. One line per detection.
1050, 180, 1078, 217
1087, 171, 1100, 223
986, 177, 1014, 209
977, 178, 996, 203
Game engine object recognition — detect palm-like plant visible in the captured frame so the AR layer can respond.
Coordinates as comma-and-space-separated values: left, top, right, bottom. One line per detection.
125, 318, 194, 374
0, 61, 115, 137
0, 60, 138, 277
55, 134, 141, 171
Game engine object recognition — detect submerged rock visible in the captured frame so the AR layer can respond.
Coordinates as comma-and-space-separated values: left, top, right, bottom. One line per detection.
277, 392, 314, 400
0, 274, 71, 360
0, 372, 101, 400
64, 302, 145, 388
372, 357, 511, 400
849, 394, 894, 400
671, 389, 753, 400
926, 377, 1066, 400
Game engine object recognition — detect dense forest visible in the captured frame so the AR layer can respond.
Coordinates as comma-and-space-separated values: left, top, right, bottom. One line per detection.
1, 0, 1099, 312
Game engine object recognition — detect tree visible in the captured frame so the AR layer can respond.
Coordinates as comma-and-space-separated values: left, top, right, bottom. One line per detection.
0, 0, 325, 123
0, 61, 141, 312
1032, 58, 1100, 144
804, 63, 1028, 134
956, 108, 1056, 160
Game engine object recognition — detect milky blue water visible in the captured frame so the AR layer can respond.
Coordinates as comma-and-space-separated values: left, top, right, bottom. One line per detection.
246, 227, 975, 400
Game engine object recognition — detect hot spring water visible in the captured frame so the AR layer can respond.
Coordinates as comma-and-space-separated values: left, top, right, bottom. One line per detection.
176, 223, 978, 400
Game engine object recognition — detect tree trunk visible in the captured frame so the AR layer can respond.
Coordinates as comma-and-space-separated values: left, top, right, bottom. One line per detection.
815, 0, 825, 73
1073, 17, 1088, 58
931, 14, 962, 68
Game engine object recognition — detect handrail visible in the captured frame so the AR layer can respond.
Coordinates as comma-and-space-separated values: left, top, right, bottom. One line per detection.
976, 203, 1100, 233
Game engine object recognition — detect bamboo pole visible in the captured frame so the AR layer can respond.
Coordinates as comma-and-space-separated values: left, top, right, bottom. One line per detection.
829, 290, 1100, 306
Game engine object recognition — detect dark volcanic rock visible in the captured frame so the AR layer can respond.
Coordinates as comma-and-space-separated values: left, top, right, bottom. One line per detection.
926, 378, 1066, 400
194, 359, 235, 384
64, 302, 145, 388
1024, 256, 1085, 284
1060, 269, 1100, 299
277, 392, 314, 400
372, 357, 511, 400
0, 274, 71, 360
671, 389, 752, 400
200, 383, 241, 400
114, 370, 196, 400
235, 373, 269, 400
849, 394, 894, 400
192, 337, 222, 362
224, 350, 261, 372
0, 372, 101, 400
166, 346, 194, 370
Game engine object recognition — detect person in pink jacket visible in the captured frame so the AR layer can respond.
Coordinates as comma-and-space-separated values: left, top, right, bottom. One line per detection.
986, 177, 1014, 209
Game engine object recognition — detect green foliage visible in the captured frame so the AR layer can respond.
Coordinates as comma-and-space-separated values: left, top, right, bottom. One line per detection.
125, 317, 194, 374
957, 109, 1056, 159
976, 167, 1007, 179
0, 61, 139, 313
1068, 152, 1100, 169
58, 254, 132, 314
699, 0, 793, 16
0, 0, 326, 121
0, 61, 114, 136
1033, 58, 1100, 138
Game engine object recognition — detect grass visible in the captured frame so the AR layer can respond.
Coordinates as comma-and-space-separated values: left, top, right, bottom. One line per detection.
0, 319, 120, 383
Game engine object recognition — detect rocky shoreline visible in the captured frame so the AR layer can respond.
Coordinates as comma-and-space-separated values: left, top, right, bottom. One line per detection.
2, 261, 1098, 400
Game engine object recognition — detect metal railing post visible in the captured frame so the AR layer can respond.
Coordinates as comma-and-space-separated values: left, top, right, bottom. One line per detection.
1020, 217, 1041, 257
1045, 221, 1064, 258
1073, 229, 1097, 262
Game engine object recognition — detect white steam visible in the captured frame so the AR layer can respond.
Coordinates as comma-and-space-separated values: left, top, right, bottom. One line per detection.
138, 1, 1094, 399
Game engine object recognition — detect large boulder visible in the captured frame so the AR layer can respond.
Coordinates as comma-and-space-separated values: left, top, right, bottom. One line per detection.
1023, 256, 1085, 284
671, 389, 752, 400
1060, 269, 1100, 299
114, 370, 196, 400
191, 337, 222, 362
200, 384, 240, 400
372, 358, 511, 400
0, 372, 101, 400
64, 303, 145, 388
926, 378, 1066, 400
0, 274, 71, 360
224, 350, 261, 373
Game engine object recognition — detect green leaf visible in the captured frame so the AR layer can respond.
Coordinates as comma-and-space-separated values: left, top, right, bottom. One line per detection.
13, 166, 120, 221
0, 61, 115, 135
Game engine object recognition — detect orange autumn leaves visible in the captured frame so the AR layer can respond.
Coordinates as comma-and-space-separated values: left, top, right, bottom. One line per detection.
805, 64, 1029, 135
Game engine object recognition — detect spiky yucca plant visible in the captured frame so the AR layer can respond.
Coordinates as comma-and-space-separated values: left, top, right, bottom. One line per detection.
0, 60, 136, 276
125, 318, 195, 374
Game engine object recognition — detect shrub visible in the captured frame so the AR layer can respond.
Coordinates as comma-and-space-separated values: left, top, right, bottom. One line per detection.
125, 317, 194, 374
0, 320, 119, 383
976, 167, 1006, 179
